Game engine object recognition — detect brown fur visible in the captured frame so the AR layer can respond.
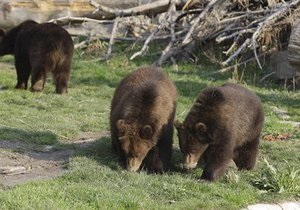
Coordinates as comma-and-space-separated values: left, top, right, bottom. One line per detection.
174, 83, 264, 181
110, 66, 177, 173
0, 20, 74, 94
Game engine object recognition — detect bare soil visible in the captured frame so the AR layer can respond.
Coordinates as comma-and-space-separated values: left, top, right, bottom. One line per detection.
0, 131, 109, 188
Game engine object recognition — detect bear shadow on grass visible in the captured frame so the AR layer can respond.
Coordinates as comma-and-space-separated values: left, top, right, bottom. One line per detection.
0, 127, 69, 162
0, 128, 116, 170
169, 146, 206, 175
74, 136, 205, 175
73, 136, 122, 171
0, 128, 201, 175
0, 127, 58, 146
169, 146, 188, 173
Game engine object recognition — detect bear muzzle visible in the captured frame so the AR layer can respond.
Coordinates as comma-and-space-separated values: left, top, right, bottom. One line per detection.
126, 157, 142, 172
183, 153, 199, 170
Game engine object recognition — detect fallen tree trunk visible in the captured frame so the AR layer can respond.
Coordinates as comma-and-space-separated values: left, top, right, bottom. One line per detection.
0, 0, 187, 28
0, 1, 91, 28
0, 0, 165, 28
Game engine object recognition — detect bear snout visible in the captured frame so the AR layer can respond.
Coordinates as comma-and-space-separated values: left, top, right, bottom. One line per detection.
183, 153, 198, 170
126, 157, 142, 172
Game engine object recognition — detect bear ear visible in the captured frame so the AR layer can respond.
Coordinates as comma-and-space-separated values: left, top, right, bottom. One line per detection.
116, 119, 126, 130
139, 125, 153, 139
194, 122, 207, 133
191, 122, 207, 140
174, 120, 184, 129
210, 89, 225, 104
0, 29, 5, 42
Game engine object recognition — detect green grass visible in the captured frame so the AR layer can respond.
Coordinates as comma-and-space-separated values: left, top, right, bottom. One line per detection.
252, 158, 300, 195
0, 45, 299, 209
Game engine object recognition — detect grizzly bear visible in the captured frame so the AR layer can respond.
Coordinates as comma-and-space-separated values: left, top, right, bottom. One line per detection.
174, 83, 264, 181
110, 66, 177, 173
0, 20, 73, 94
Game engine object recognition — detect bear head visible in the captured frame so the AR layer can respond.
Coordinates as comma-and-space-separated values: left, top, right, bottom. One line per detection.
116, 119, 156, 172
0, 29, 7, 55
0, 28, 15, 56
174, 120, 212, 170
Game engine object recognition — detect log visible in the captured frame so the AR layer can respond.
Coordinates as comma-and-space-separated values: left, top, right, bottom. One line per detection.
0, 1, 91, 28
0, 0, 163, 28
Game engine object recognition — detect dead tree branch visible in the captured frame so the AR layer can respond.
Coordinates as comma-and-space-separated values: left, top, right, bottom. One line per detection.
13, 0, 299, 69
92, 0, 187, 18
48, 16, 113, 25
107, 16, 120, 58
130, 1, 177, 60
157, 0, 221, 65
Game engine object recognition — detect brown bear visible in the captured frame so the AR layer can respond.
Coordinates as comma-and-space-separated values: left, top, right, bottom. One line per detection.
174, 83, 264, 181
0, 20, 74, 94
110, 66, 177, 173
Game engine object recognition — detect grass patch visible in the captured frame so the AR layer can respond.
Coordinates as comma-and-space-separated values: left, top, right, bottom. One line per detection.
0, 44, 299, 209
252, 159, 300, 195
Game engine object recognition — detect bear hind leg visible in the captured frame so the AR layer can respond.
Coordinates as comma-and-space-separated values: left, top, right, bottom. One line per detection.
234, 136, 260, 170
53, 62, 70, 94
30, 67, 46, 92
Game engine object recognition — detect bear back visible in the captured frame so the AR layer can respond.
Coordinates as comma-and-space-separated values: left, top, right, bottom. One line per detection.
0, 20, 73, 58
110, 66, 177, 136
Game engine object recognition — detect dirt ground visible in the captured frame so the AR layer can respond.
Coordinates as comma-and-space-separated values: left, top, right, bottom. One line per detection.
0, 62, 109, 188
0, 132, 109, 188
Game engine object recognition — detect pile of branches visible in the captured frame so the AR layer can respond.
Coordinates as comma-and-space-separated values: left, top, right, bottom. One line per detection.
51, 0, 300, 68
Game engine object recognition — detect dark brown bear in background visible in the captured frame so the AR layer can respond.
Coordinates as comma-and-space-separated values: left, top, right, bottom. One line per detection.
0, 20, 74, 94
110, 66, 177, 173
174, 83, 264, 181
